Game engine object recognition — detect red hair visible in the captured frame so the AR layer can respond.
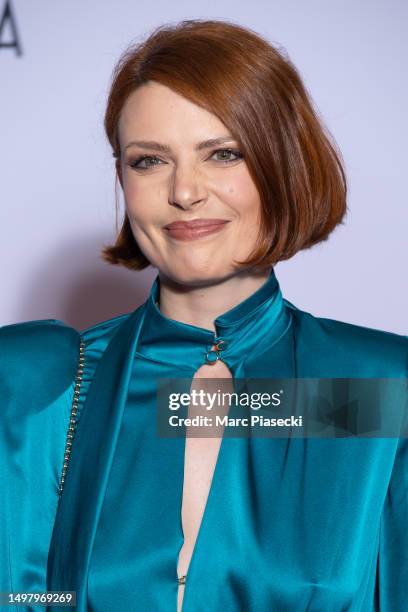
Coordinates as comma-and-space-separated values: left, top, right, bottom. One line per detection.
102, 19, 347, 271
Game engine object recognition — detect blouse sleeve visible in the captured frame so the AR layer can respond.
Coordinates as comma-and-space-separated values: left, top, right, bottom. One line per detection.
0, 320, 81, 611
378, 435, 408, 610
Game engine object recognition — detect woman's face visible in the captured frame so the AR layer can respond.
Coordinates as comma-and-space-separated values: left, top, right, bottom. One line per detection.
117, 80, 262, 286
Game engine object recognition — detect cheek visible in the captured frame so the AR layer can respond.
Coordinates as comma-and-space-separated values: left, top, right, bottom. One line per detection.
221, 176, 262, 222
123, 180, 158, 225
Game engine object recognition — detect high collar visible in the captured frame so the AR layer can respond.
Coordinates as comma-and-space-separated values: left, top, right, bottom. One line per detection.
136, 267, 292, 371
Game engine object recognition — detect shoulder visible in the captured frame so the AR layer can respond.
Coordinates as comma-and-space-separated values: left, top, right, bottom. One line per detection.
284, 300, 408, 376
0, 308, 139, 382
80, 310, 134, 346
0, 319, 82, 413
1, 317, 79, 344
0, 309, 140, 415
79, 309, 139, 362
0, 318, 81, 375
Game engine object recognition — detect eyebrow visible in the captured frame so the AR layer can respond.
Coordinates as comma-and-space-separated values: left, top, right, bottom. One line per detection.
124, 136, 237, 153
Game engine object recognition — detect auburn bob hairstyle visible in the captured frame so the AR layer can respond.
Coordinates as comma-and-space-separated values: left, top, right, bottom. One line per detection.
102, 18, 347, 271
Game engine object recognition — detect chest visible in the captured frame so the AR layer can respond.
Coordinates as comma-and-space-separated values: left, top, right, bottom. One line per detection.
181, 358, 233, 536
177, 359, 233, 576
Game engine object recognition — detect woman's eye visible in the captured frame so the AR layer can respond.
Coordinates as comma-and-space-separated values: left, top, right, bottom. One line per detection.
129, 148, 243, 171
129, 156, 163, 170
210, 148, 244, 163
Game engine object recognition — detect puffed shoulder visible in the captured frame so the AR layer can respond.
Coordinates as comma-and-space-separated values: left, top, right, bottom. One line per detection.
290, 306, 408, 378
0, 319, 82, 412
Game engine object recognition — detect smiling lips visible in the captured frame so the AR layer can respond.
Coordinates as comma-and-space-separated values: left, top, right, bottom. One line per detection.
163, 219, 231, 241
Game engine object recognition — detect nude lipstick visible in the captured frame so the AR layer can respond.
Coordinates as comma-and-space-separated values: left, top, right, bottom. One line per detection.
163, 219, 231, 241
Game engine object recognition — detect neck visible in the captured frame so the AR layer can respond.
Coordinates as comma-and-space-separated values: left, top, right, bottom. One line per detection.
157, 268, 272, 333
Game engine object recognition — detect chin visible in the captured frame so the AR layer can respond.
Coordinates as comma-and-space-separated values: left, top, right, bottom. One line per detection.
160, 264, 236, 288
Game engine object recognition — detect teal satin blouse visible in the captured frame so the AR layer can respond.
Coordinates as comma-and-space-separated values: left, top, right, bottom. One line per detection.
1, 267, 407, 611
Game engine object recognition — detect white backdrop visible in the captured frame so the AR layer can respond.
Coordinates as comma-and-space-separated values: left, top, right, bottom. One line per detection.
1, 0, 406, 334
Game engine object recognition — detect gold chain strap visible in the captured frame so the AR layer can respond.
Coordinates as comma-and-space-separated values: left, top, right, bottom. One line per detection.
57, 337, 85, 498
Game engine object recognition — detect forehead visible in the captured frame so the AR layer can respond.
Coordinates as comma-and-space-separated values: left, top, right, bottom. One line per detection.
118, 81, 229, 145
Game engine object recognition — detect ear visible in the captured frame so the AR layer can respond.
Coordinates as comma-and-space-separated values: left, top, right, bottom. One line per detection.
116, 158, 124, 189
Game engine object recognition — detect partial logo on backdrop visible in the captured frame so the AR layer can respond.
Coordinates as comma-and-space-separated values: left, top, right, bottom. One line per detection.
0, 0, 22, 56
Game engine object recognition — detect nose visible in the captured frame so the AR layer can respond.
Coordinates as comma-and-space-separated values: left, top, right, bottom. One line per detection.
168, 163, 208, 210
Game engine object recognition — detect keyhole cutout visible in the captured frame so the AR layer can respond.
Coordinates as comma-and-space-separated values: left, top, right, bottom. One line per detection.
177, 351, 233, 611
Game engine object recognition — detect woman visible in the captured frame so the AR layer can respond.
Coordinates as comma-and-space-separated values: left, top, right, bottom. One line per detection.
1, 19, 407, 612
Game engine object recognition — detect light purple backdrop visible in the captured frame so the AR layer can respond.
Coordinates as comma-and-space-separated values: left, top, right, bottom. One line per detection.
1, 1, 406, 334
